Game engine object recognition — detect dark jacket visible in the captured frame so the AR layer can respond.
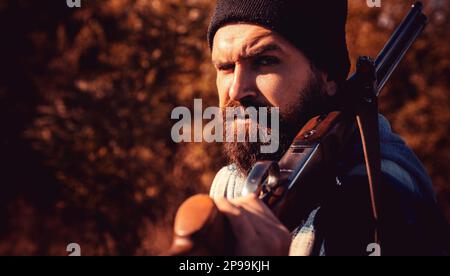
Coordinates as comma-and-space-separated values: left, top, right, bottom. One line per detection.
210, 115, 450, 256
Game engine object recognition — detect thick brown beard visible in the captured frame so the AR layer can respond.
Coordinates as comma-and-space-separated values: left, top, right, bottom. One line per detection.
222, 70, 330, 177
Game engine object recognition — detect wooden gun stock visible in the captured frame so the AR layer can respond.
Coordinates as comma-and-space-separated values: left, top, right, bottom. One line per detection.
165, 195, 235, 256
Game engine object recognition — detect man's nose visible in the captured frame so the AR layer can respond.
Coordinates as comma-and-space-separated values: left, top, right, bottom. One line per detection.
228, 64, 257, 102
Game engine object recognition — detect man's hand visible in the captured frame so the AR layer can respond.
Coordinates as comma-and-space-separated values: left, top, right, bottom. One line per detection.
214, 194, 291, 256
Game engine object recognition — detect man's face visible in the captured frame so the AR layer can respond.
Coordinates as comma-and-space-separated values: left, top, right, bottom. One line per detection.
212, 24, 335, 175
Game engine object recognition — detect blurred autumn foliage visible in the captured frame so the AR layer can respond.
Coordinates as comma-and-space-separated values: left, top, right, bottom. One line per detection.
0, 0, 448, 255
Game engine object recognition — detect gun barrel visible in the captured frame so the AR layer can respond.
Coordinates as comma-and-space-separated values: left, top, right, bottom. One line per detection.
375, 2, 428, 95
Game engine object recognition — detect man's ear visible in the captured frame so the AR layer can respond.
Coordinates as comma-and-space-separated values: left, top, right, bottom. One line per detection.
319, 71, 338, 96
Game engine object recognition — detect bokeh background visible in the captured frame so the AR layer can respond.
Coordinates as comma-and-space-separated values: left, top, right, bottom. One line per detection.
0, 0, 448, 255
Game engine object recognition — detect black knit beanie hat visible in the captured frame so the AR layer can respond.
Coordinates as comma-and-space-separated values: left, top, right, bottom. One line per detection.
208, 0, 350, 82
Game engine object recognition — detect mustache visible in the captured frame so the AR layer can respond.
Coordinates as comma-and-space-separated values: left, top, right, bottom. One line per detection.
221, 99, 282, 131
222, 98, 284, 128
223, 98, 272, 110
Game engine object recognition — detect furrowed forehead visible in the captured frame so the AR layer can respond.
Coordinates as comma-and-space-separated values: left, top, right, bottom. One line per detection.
211, 24, 285, 65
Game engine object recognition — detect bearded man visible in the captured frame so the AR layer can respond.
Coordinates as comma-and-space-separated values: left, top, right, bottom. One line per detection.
205, 0, 448, 256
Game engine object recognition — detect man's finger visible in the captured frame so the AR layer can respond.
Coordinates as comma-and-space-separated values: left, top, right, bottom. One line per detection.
231, 194, 280, 224
214, 197, 258, 237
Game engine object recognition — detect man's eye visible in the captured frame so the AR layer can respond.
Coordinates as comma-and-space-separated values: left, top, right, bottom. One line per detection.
218, 64, 235, 72
254, 56, 280, 67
